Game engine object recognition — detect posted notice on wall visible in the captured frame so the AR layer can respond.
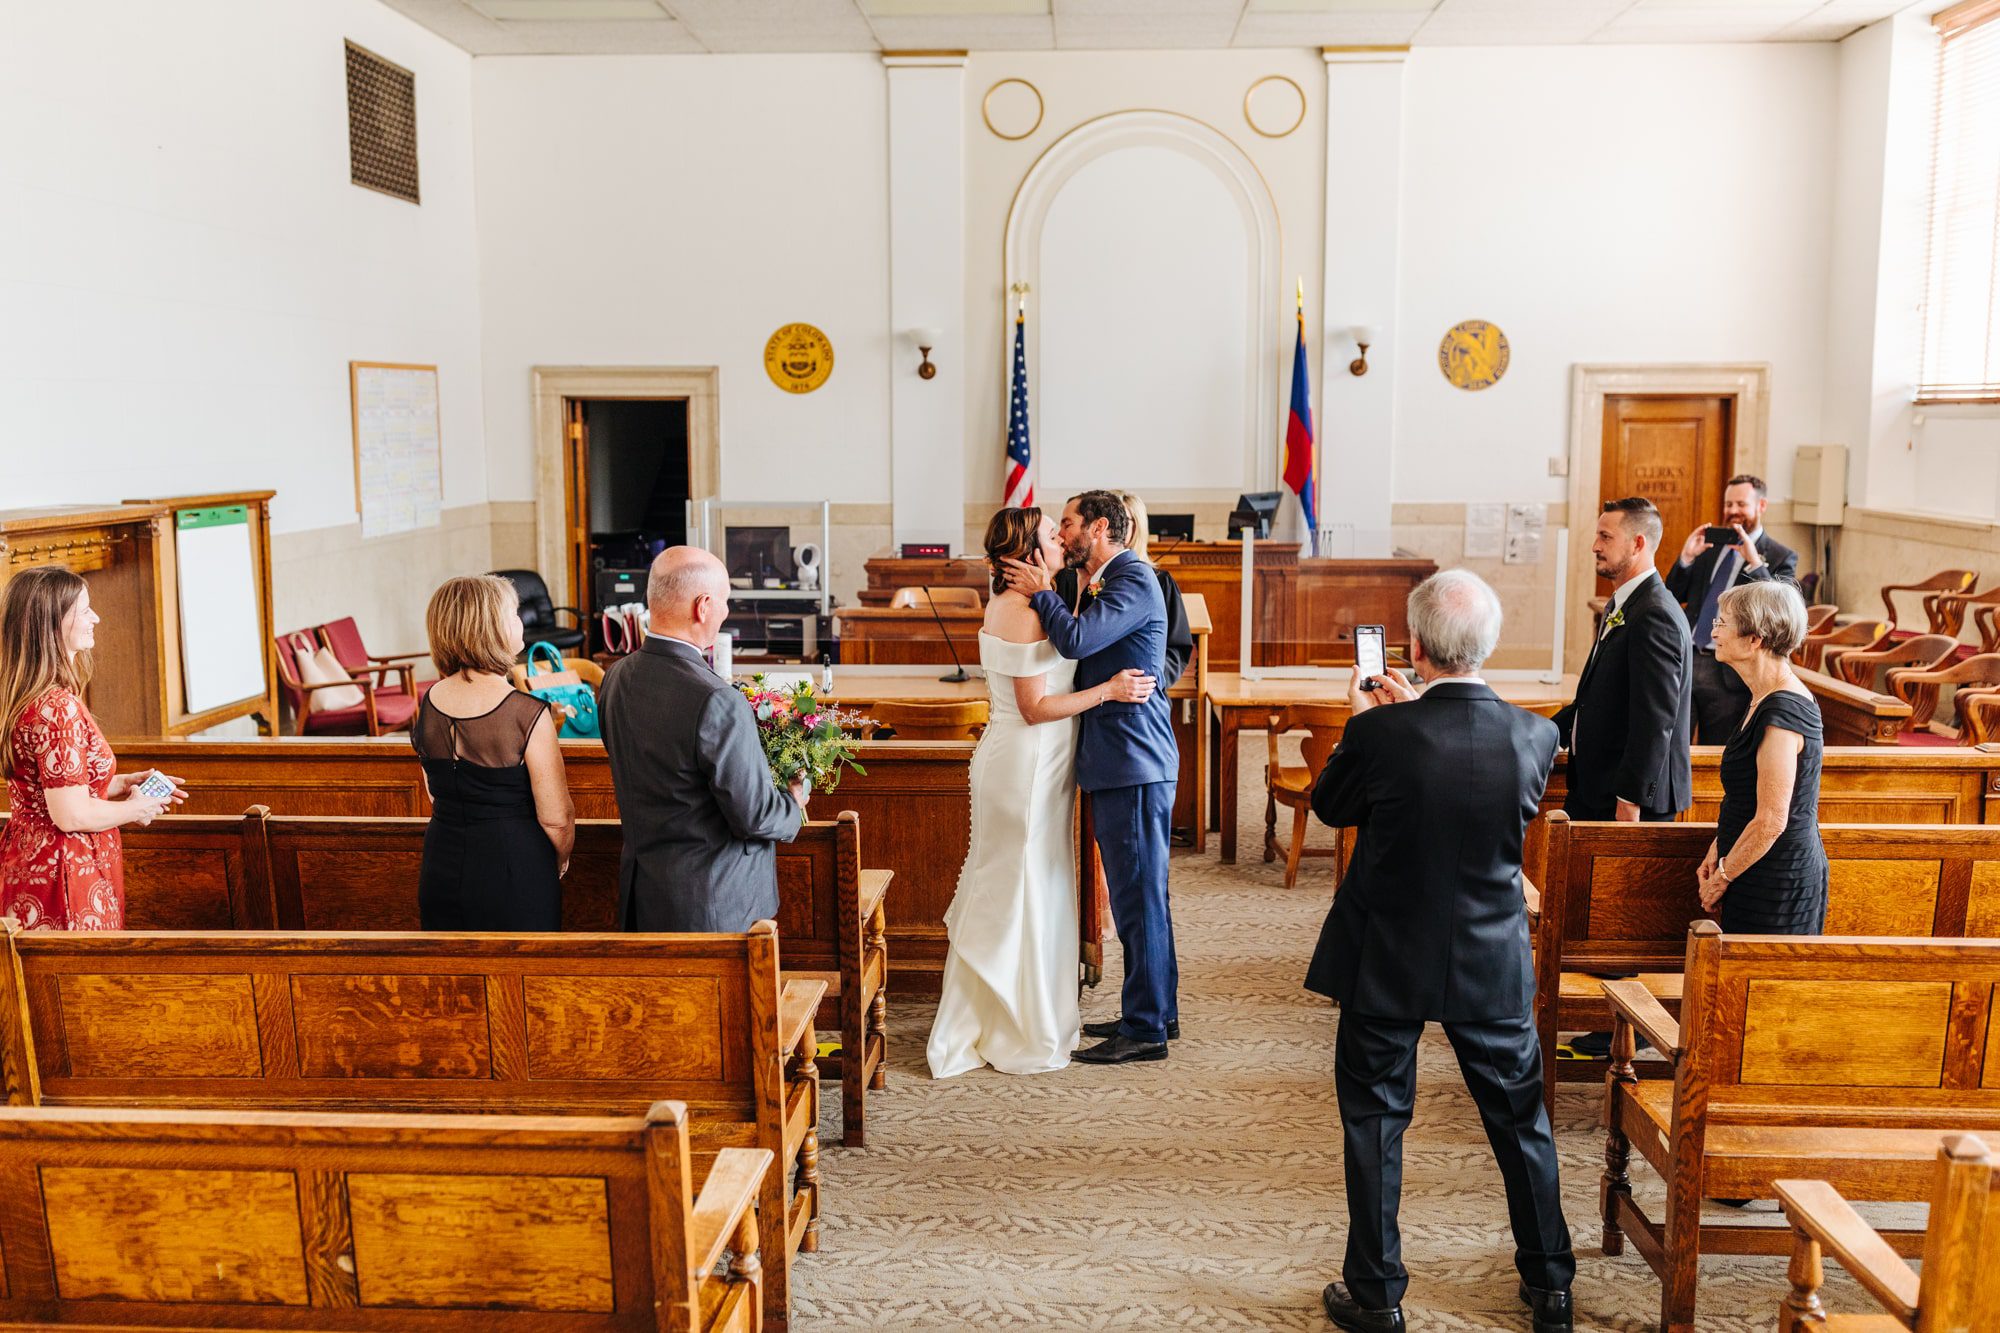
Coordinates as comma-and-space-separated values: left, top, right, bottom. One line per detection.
1464, 503, 1505, 559
1504, 503, 1546, 566
350, 362, 443, 539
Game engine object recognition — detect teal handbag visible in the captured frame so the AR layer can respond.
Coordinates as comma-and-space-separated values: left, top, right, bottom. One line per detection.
523, 641, 599, 739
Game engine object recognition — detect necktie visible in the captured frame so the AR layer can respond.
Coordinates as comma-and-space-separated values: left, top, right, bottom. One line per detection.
1692, 551, 1738, 650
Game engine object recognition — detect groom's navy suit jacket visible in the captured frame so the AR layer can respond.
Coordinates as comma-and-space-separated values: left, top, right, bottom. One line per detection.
1030, 549, 1178, 793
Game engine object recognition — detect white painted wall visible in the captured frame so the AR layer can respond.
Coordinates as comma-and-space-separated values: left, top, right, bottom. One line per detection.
472, 55, 891, 507
1393, 44, 1838, 506
1038, 145, 1251, 494
0, 0, 484, 537
964, 49, 1329, 511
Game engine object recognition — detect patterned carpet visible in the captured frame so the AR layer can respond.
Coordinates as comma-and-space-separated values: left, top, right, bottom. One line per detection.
793, 737, 1904, 1330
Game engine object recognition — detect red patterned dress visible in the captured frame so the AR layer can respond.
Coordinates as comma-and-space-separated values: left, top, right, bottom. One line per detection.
0, 689, 125, 931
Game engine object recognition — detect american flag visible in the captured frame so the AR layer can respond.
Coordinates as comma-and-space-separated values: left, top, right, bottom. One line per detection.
1004, 304, 1034, 508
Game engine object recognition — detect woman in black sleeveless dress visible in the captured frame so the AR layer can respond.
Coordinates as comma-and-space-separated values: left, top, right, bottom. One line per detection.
1700, 582, 1827, 932
413, 576, 574, 930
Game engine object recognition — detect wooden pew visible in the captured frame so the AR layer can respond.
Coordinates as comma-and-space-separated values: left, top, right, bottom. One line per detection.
1532, 814, 2000, 1114
1537, 744, 2000, 829
79, 737, 975, 996
1599, 925, 2000, 1333
0, 1100, 768, 1332
1799, 665, 1916, 744
1774, 1133, 1997, 1332
254, 811, 890, 1150
0, 922, 822, 1332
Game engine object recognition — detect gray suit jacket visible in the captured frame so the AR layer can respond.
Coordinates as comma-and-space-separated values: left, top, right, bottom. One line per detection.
599, 636, 803, 932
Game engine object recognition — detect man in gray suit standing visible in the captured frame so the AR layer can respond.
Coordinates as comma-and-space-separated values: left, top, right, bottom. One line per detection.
600, 546, 806, 932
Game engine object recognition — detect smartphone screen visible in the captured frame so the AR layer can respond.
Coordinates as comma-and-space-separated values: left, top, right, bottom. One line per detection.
1355, 624, 1386, 680
1704, 526, 1739, 547
137, 773, 175, 800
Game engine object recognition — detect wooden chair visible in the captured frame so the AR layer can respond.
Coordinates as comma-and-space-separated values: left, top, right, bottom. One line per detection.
1954, 688, 2000, 746
0, 1100, 769, 1332
317, 615, 431, 701
1798, 618, 1890, 674
1600, 926, 2000, 1333
1262, 705, 1344, 888
1803, 603, 1841, 637
1830, 633, 1957, 692
1934, 585, 2000, 652
1775, 1134, 1997, 1333
0, 921, 823, 1331
1881, 569, 1978, 635
867, 698, 988, 740
273, 629, 415, 737
887, 584, 982, 610
1887, 653, 2000, 732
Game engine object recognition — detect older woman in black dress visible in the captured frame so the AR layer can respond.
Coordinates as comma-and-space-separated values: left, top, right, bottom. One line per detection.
1699, 581, 1827, 932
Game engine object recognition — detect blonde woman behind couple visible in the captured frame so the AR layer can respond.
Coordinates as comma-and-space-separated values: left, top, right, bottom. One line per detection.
926, 506, 1157, 1078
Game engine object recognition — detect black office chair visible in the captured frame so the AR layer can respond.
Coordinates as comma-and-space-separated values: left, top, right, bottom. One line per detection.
491, 569, 586, 656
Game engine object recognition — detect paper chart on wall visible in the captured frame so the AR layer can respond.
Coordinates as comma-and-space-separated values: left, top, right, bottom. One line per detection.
350, 362, 443, 539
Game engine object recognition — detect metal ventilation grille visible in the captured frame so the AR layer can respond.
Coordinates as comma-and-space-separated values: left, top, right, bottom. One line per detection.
345, 41, 419, 204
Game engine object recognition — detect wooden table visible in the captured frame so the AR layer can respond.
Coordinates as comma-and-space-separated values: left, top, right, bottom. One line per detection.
1208, 671, 1577, 863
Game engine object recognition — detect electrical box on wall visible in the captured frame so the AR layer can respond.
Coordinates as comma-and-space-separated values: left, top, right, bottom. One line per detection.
1792, 445, 1848, 525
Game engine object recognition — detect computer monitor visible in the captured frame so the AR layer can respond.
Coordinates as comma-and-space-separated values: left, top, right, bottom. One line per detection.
725, 526, 797, 584
1148, 512, 1195, 543
1226, 491, 1284, 539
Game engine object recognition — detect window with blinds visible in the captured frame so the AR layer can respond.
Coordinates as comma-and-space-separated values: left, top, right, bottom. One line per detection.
1919, 1, 2000, 402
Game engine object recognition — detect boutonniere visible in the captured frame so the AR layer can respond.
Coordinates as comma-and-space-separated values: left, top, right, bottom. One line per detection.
1082, 583, 1102, 605
1602, 608, 1626, 633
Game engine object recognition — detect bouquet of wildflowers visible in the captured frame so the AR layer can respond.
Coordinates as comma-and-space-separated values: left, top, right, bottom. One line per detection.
735, 675, 869, 794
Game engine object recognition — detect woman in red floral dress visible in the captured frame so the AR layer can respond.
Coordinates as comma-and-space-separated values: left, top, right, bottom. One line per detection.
1, 568, 183, 931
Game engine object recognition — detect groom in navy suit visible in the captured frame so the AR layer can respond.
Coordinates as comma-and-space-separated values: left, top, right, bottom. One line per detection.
1003, 490, 1180, 1064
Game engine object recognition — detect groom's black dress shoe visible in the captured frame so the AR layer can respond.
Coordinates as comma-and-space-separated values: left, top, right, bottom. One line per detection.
1519, 1284, 1573, 1332
1071, 1033, 1167, 1064
1320, 1283, 1403, 1332
1082, 1018, 1179, 1041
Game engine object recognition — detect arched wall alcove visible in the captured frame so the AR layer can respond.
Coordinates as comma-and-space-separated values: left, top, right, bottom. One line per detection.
1003, 111, 1282, 495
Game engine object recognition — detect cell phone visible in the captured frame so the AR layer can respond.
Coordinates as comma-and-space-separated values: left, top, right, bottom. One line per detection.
135, 772, 175, 801
1704, 525, 1740, 548
1355, 624, 1387, 686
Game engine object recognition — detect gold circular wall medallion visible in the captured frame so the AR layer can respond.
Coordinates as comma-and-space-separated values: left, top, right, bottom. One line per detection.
981, 78, 1044, 141
1243, 74, 1306, 139
764, 323, 834, 394
1438, 319, 1510, 391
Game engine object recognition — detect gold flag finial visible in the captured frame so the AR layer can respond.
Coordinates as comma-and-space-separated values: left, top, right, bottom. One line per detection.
1296, 277, 1304, 309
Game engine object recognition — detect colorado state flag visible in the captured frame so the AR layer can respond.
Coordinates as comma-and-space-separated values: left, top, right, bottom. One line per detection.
1282, 281, 1317, 552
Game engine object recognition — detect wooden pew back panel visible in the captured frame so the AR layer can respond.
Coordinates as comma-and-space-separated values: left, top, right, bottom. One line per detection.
0, 1102, 737, 1331
1542, 818, 2000, 975
1690, 933, 2000, 1122
1, 930, 772, 1126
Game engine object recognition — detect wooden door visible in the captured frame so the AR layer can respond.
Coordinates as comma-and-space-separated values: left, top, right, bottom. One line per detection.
563, 399, 591, 629
1599, 395, 1732, 591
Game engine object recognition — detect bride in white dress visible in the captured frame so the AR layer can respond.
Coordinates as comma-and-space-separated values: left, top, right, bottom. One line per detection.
927, 507, 1158, 1078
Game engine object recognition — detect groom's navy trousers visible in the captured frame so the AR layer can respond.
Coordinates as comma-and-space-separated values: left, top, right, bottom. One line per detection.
1031, 549, 1182, 1046
1091, 780, 1178, 1043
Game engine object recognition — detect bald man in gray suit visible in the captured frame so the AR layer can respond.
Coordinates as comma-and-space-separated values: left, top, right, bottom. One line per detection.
600, 547, 806, 932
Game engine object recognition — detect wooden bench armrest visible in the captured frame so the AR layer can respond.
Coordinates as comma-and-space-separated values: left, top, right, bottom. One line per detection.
1773, 1178, 1919, 1322
367, 649, 429, 665
1520, 873, 1541, 922
780, 980, 828, 1054
858, 869, 893, 924
1602, 978, 1681, 1056
689, 1147, 773, 1275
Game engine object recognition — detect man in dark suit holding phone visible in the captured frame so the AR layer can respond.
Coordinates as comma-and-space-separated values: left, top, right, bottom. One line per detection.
1664, 474, 1799, 742
1552, 498, 1693, 823
1309, 570, 1574, 1333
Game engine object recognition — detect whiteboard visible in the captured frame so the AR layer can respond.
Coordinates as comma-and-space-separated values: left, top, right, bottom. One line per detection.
176, 506, 266, 714
350, 362, 443, 538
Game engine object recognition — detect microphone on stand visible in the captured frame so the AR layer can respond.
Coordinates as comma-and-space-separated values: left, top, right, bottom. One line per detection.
922, 586, 970, 683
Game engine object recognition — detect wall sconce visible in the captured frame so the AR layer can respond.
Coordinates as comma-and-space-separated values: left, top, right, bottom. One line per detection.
1348, 325, 1380, 377
906, 327, 942, 380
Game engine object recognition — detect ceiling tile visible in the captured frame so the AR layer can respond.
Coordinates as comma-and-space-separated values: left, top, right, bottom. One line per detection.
472, 0, 668, 18
498, 17, 707, 49
375, 0, 534, 53
869, 13, 1055, 43
1053, 15, 1244, 47
862, 0, 1047, 14
1247, 0, 1434, 11
1234, 10, 1429, 41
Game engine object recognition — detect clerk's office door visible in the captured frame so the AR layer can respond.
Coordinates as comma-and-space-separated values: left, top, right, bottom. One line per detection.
1598, 395, 1732, 592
